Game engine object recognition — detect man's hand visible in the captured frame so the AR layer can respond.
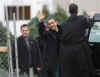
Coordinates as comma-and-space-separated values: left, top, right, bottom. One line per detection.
49, 22, 59, 32
88, 11, 96, 18
36, 67, 41, 71
37, 11, 45, 22
55, 26, 59, 32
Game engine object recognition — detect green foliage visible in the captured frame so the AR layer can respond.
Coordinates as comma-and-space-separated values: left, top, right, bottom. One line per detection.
28, 17, 39, 38
28, 5, 50, 38
54, 6, 67, 23
0, 22, 11, 70
0, 22, 14, 46
0, 52, 8, 70
42, 5, 50, 19
0, 22, 7, 46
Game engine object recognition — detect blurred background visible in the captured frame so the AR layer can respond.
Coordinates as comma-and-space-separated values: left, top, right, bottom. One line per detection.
0, 0, 100, 77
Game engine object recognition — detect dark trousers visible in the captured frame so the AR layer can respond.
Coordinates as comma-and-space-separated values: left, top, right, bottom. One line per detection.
39, 70, 56, 77
60, 64, 89, 77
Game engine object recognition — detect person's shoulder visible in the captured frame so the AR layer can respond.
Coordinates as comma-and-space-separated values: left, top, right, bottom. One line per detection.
35, 36, 41, 41
29, 36, 39, 43
38, 21, 45, 26
28, 36, 34, 41
17, 36, 23, 40
57, 24, 61, 28
78, 15, 87, 20
60, 19, 68, 26
28, 37, 37, 45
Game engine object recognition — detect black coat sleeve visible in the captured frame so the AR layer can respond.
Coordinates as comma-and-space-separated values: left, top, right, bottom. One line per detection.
38, 22, 45, 37
33, 39, 42, 68
38, 22, 57, 39
82, 16, 94, 29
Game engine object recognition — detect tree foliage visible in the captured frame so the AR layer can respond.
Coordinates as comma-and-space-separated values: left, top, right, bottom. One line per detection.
29, 17, 39, 38
42, 5, 50, 19
54, 6, 67, 23
0, 22, 14, 46
0, 22, 7, 46
0, 22, 12, 70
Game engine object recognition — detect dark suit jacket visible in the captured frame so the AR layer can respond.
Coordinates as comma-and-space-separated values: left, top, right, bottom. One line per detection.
12, 36, 40, 72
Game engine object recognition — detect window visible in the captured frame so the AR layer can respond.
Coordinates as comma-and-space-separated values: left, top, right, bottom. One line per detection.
6, 6, 31, 20
89, 14, 100, 43
24, 6, 30, 20
89, 22, 100, 43
19, 6, 23, 20
8, 6, 17, 20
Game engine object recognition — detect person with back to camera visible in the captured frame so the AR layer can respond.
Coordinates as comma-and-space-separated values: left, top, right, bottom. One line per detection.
59, 3, 96, 77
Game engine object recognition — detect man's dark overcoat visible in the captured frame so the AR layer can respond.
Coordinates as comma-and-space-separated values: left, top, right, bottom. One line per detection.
59, 14, 95, 77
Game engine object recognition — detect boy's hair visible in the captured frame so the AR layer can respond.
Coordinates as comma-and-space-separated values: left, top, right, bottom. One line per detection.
20, 24, 28, 30
69, 3, 78, 14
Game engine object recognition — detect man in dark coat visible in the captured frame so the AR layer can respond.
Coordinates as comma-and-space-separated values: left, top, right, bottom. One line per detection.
37, 12, 59, 77
12, 24, 40, 77
59, 3, 95, 77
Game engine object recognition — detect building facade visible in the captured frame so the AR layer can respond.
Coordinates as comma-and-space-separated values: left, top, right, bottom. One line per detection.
0, 0, 49, 36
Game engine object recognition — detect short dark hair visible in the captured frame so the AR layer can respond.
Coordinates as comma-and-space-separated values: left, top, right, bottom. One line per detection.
45, 14, 56, 22
21, 24, 28, 30
48, 18, 56, 22
69, 3, 78, 14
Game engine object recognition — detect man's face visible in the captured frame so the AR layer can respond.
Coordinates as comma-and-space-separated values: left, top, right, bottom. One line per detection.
48, 18, 58, 31
21, 26, 29, 38
48, 19, 57, 28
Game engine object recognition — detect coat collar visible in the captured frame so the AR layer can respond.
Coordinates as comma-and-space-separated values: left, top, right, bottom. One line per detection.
18, 36, 33, 46
19, 36, 32, 40
68, 14, 78, 21
70, 14, 77, 18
